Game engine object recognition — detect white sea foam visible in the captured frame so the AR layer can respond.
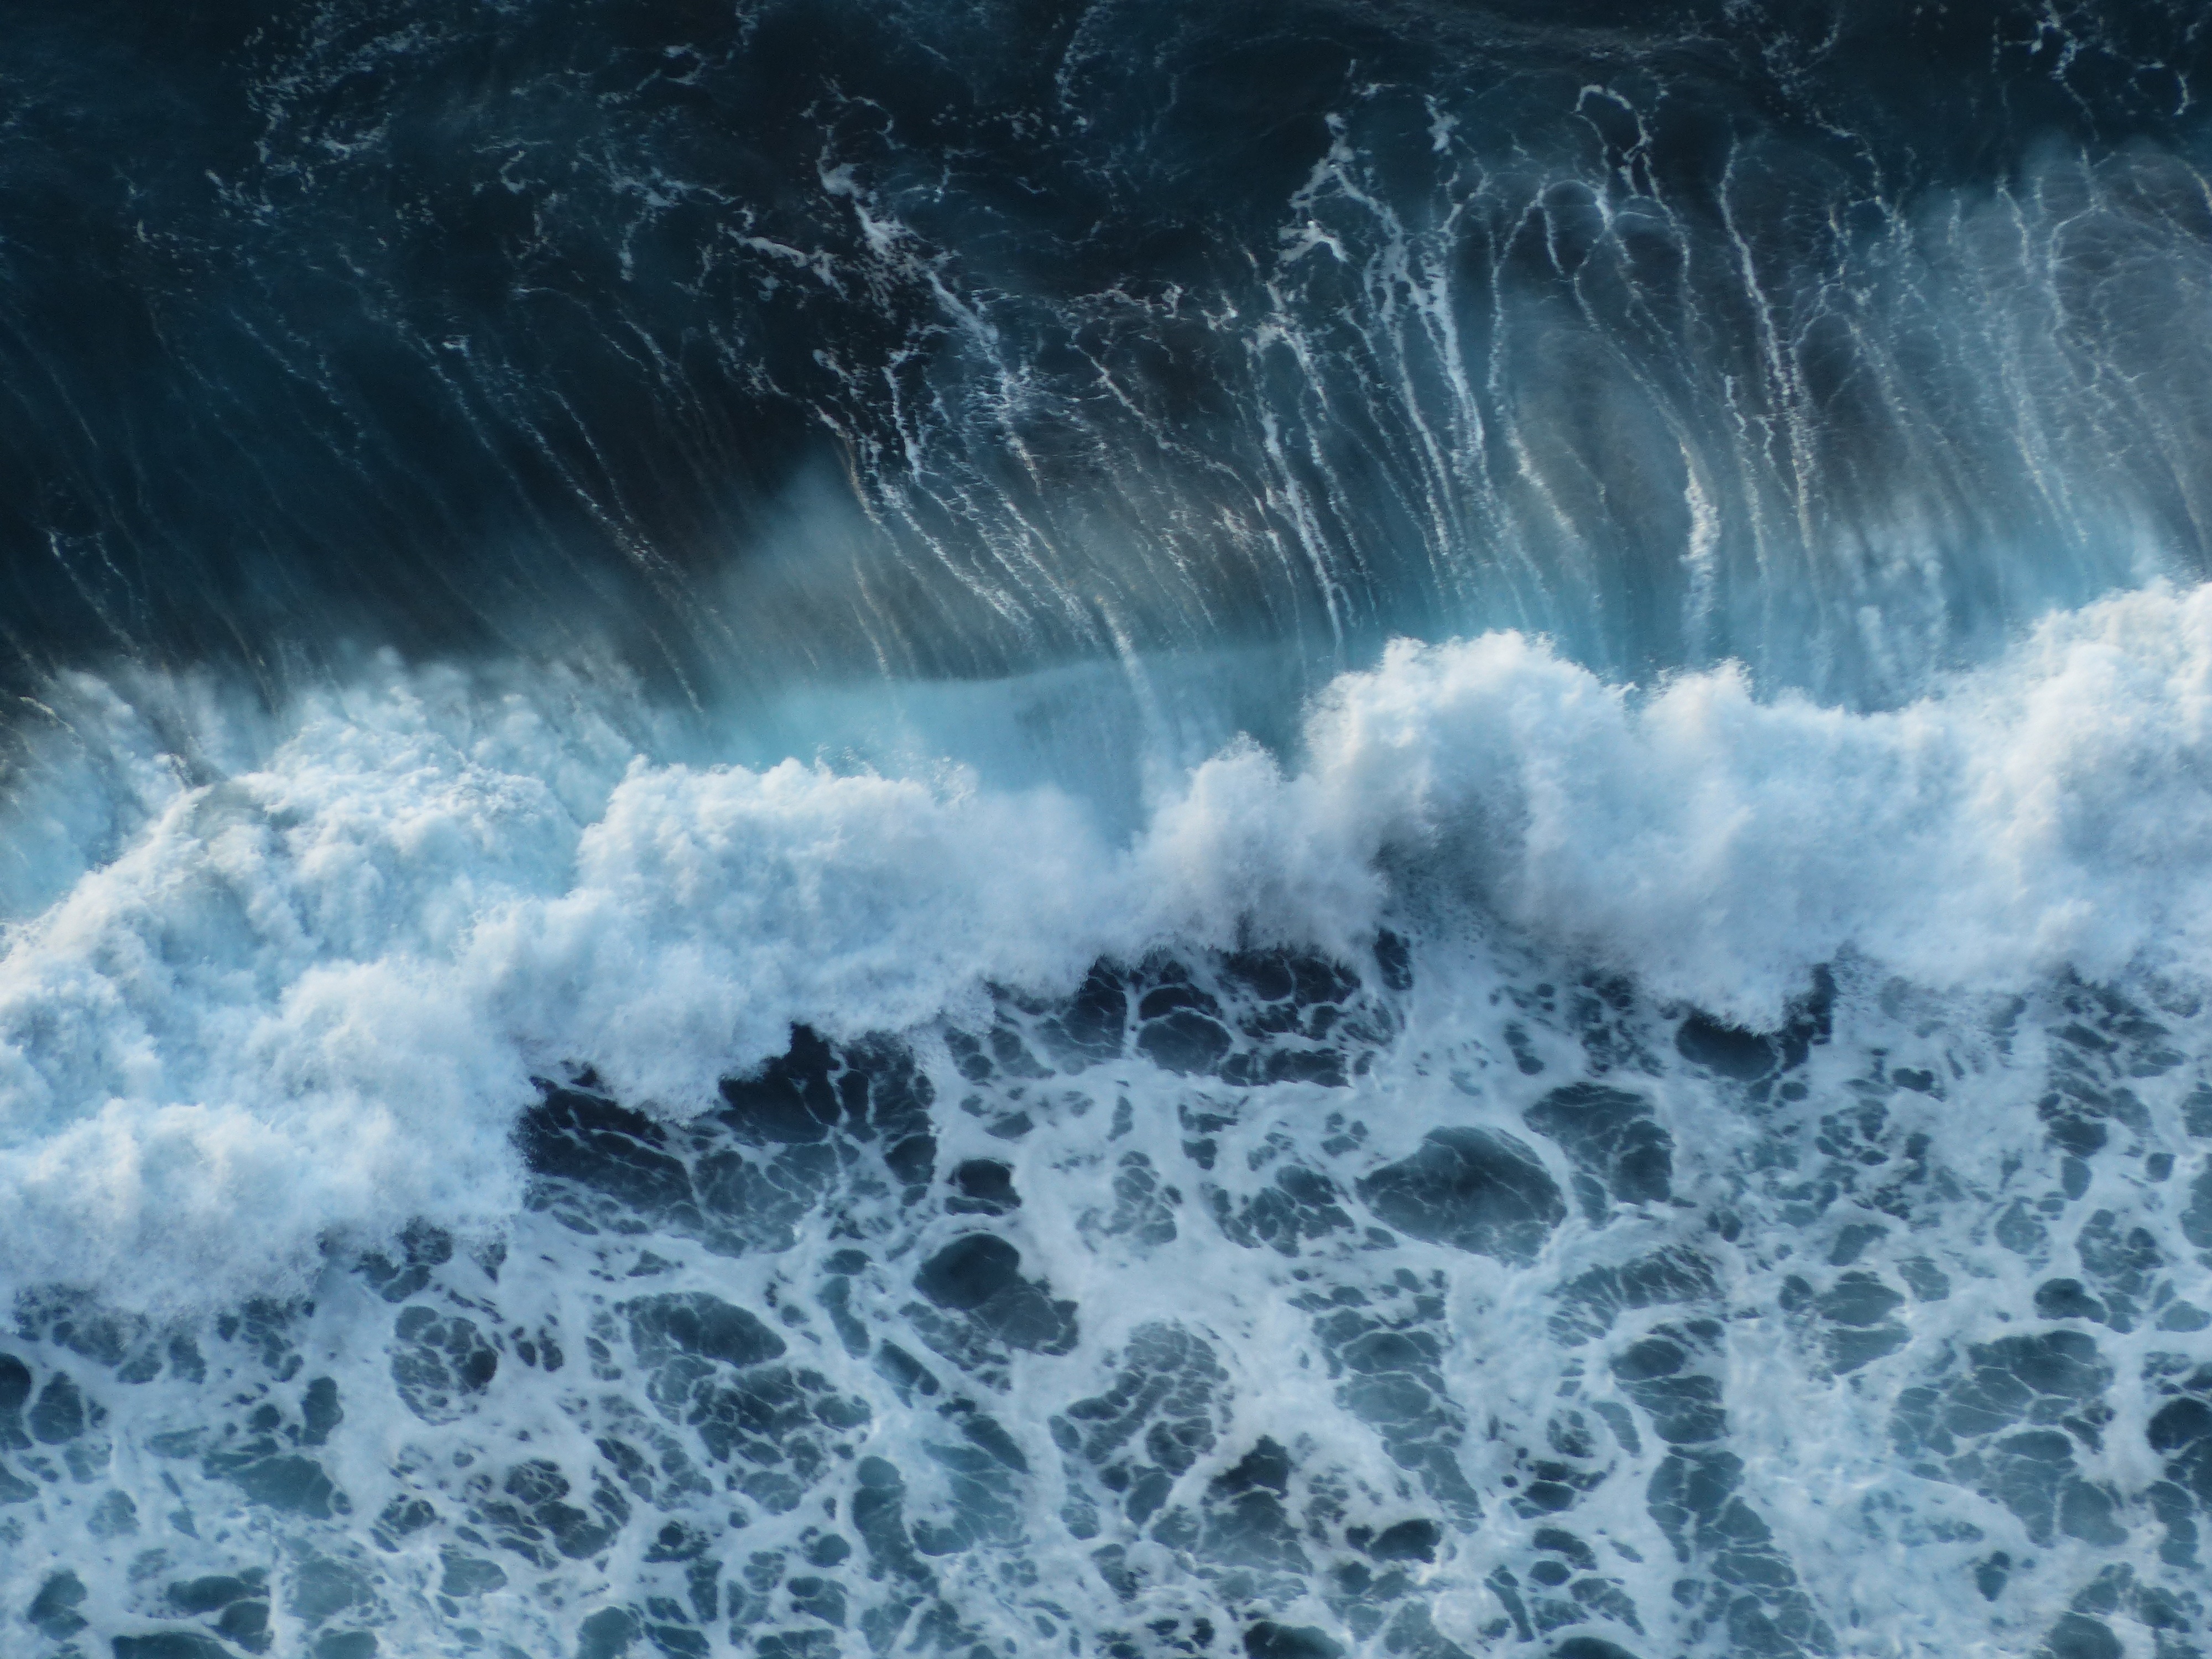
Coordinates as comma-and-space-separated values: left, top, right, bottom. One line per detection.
6, 582, 2212, 1304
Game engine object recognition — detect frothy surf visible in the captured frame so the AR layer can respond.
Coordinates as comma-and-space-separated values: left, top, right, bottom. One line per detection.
8, 583, 2212, 1302
1, 582, 2210, 1657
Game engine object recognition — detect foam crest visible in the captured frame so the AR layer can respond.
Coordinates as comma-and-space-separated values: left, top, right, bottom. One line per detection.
1276, 580, 2212, 1019
7, 584, 2212, 1302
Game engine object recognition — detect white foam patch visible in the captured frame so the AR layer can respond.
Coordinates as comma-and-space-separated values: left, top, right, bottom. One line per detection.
1284, 577, 2212, 1016
7, 582, 2212, 1303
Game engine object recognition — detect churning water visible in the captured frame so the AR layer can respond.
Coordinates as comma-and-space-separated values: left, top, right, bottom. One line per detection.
3, 4, 2212, 1657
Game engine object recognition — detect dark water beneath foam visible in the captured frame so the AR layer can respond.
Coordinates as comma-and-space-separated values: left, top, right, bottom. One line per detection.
8, 938, 2212, 1659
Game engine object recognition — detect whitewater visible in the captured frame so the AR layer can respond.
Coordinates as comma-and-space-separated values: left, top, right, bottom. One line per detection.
1, 581, 2209, 1658
8, 582, 2212, 1300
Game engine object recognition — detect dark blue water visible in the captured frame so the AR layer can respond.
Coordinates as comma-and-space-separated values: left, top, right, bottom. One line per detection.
4, 0, 2210, 699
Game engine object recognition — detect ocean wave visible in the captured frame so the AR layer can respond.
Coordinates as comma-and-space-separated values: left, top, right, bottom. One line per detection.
7, 582, 2212, 1305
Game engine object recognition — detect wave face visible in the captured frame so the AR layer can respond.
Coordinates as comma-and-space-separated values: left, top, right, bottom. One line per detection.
5, 0, 2212, 702
6, 4, 2212, 1659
